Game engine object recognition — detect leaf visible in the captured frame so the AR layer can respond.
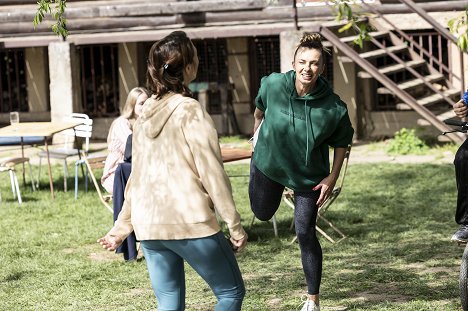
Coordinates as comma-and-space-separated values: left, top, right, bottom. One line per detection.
459, 34, 468, 52
353, 37, 364, 49
33, 0, 68, 39
448, 18, 456, 32
338, 22, 354, 33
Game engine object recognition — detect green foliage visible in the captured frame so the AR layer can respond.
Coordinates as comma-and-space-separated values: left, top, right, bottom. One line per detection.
330, 0, 373, 48
386, 128, 429, 155
448, 7, 468, 52
33, 0, 68, 40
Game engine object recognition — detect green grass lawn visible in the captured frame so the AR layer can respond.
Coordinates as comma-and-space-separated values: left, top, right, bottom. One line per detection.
0, 162, 464, 310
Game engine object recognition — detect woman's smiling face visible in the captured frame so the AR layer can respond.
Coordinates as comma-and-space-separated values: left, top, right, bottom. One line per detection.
292, 47, 324, 89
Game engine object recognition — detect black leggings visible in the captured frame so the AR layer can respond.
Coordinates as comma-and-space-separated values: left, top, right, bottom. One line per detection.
455, 138, 468, 225
248, 161, 322, 295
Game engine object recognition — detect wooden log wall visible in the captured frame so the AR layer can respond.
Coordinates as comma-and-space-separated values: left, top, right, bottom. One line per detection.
0, 0, 466, 39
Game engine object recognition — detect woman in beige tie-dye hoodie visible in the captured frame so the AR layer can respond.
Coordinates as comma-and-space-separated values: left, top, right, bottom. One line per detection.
98, 31, 247, 311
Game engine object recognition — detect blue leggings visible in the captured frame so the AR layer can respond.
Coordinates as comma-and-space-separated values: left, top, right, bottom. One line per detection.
249, 162, 322, 295
140, 231, 245, 311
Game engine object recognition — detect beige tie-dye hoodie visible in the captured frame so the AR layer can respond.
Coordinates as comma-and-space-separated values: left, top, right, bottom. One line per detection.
108, 92, 246, 241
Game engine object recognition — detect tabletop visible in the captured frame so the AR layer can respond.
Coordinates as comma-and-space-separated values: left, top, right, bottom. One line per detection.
0, 121, 83, 137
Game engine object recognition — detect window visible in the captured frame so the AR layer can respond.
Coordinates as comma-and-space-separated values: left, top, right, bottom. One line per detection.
248, 36, 281, 110
0, 49, 27, 113
191, 39, 229, 114
78, 44, 119, 118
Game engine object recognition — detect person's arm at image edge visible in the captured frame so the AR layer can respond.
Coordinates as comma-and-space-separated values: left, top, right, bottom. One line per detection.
454, 99, 467, 120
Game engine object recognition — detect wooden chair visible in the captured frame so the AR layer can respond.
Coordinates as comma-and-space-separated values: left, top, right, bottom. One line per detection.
284, 145, 352, 244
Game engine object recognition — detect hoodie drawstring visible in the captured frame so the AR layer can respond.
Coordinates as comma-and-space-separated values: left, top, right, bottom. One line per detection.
304, 101, 309, 166
289, 88, 295, 126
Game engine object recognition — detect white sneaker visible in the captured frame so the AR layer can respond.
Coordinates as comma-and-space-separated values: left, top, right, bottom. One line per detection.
299, 299, 320, 311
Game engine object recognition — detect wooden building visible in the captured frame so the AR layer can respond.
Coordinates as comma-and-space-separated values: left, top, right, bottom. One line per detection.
0, 0, 467, 141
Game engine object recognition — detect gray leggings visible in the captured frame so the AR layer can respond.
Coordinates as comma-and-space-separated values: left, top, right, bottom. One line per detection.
248, 161, 322, 295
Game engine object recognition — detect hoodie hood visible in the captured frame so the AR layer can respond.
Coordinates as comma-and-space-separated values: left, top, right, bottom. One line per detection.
139, 93, 188, 139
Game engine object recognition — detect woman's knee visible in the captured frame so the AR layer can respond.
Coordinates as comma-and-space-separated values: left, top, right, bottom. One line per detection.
249, 193, 281, 221
252, 208, 276, 221
295, 219, 318, 243
215, 285, 245, 311
296, 229, 317, 243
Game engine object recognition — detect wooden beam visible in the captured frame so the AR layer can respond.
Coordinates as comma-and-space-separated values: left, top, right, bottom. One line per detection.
0, 0, 267, 22
0, 21, 317, 48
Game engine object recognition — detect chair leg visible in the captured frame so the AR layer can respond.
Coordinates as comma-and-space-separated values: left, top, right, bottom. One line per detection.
63, 159, 69, 192
74, 161, 79, 200
249, 214, 256, 229
249, 214, 279, 237
10, 170, 22, 204
317, 215, 346, 242
37, 156, 42, 189
85, 165, 89, 192
272, 214, 278, 237
27, 161, 36, 191
315, 225, 336, 244
9, 170, 16, 199
282, 193, 295, 230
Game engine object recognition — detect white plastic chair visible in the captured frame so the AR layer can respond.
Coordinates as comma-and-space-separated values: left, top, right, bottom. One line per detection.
37, 113, 93, 192
0, 157, 36, 204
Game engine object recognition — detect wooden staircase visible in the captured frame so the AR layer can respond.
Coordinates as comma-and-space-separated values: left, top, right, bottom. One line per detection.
319, 18, 466, 143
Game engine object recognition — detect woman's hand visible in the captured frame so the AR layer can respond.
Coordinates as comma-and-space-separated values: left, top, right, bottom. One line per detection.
97, 234, 123, 251
230, 233, 248, 253
454, 99, 468, 119
313, 174, 337, 207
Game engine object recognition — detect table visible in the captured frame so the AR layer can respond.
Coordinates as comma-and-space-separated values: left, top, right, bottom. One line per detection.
0, 121, 83, 199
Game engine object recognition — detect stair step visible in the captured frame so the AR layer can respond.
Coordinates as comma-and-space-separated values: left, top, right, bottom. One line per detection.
377, 73, 445, 94
340, 31, 388, 44
359, 45, 408, 59
435, 110, 457, 122
417, 109, 457, 126
396, 88, 459, 110
358, 59, 426, 78
416, 88, 460, 106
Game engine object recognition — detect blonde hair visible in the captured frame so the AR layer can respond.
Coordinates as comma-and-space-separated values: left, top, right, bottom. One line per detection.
120, 87, 150, 119
293, 32, 330, 60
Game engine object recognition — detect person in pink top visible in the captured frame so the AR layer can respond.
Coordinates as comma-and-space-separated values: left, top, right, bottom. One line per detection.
101, 87, 150, 193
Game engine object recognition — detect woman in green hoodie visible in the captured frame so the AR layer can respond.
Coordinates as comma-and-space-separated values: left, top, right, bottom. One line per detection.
249, 33, 354, 311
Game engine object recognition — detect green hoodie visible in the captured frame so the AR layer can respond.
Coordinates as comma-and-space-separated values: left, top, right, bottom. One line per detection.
253, 70, 354, 192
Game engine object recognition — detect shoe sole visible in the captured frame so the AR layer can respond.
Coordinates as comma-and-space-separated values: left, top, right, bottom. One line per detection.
451, 238, 468, 245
